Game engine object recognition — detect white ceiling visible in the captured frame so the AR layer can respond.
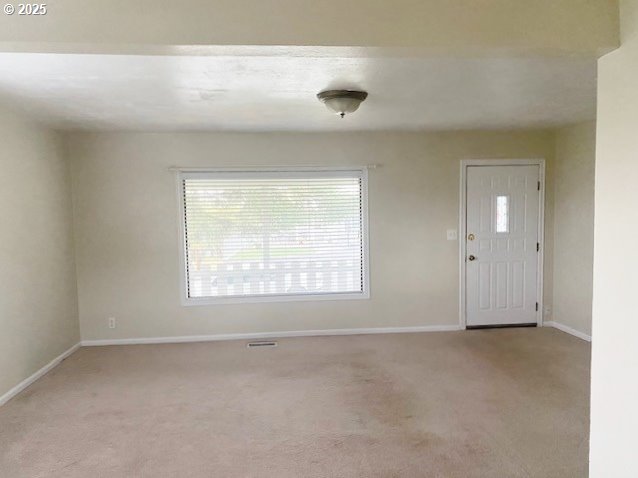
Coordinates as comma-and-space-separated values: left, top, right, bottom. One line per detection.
0, 52, 596, 131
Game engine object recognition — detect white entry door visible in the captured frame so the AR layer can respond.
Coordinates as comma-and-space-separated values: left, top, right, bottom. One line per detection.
465, 165, 541, 327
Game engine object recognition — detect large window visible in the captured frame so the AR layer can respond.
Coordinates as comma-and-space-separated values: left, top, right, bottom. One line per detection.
179, 169, 369, 304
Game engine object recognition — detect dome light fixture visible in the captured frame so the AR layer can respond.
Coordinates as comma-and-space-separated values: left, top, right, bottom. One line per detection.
317, 89, 368, 118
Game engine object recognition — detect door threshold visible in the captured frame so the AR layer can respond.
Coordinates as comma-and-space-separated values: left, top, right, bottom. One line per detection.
466, 323, 537, 330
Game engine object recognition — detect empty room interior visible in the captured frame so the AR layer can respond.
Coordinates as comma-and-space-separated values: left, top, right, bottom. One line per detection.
0, 1, 636, 477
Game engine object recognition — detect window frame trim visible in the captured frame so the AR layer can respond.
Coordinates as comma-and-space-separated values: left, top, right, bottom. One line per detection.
176, 167, 371, 306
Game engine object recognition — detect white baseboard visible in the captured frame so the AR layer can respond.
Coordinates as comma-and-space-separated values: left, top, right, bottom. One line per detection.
544, 321, 591, 342
81, 324, 463, 346
0, 342, 81, 407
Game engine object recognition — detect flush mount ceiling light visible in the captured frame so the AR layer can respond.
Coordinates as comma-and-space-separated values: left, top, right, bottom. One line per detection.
317, 90, 368, 118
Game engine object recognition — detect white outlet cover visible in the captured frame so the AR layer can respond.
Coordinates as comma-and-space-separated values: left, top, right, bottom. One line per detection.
446, 229, 458, 241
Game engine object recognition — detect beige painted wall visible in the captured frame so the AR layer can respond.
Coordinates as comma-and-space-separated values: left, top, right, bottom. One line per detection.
0, 106, 79, 398
67, 131, 555, 341
590, 0, 638, 475
552, 122, 596, 336
0, 1, 618, 56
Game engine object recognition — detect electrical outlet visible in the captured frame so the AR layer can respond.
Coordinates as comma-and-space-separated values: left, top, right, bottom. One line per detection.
108, 317, 116, 329
543, 307, 551, 317
446, 229, 458, 241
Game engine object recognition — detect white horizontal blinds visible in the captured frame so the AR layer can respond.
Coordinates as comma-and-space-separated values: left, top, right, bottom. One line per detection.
182, 171, 365, 299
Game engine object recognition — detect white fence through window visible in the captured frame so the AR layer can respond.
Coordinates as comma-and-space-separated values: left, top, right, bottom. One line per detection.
189, 258, 362, 298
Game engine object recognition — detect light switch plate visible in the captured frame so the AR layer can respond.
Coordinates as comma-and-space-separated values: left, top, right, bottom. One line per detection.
446, 229, 458, 241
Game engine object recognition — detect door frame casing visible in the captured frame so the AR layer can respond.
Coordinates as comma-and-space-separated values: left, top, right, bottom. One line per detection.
458, 159, 546, 329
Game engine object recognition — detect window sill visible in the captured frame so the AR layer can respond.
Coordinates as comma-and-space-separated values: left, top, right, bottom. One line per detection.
181, 291, 370, 306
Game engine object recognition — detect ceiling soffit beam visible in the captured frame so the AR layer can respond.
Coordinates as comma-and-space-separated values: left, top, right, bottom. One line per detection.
0, 0, 620, 58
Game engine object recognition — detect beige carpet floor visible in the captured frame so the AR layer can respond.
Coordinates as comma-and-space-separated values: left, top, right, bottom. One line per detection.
0, 328, 590, 478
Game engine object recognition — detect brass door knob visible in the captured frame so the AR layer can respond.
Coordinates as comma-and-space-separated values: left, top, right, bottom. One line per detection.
468, 255, 476, 261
